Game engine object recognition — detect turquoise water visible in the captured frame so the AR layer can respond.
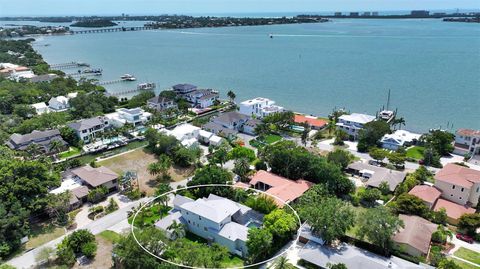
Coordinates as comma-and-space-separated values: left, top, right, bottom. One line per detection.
26, 19, 480, 132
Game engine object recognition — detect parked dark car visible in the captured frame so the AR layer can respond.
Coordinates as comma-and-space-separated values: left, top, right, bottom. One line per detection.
456, 233, 474, 244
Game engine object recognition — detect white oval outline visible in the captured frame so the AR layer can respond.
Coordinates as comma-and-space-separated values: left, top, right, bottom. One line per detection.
131, 183, 302, 269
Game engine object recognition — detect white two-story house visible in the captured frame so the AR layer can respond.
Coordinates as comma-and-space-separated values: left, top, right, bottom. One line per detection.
239, 97, 285, 118
434, 163, 480, 206
105, 108, 152, 128
48, 96, 70, 112
155, 194, 263, 258
336, 113, 376, 140
454, 129, 480, 157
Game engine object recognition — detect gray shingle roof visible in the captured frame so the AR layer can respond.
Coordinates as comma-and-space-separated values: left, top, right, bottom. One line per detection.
68, 117, 104, 132
347, 162, 407, 191
214, 111, 249, 124
71, 165, 118, 187
148, 96, 174, 105
203, 122, 238, 137
173, 83, 197, 91
9, 129, 61, 145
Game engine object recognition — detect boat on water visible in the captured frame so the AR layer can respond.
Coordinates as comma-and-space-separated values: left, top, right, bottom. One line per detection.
137, 82, 156, 90
120, 74, 136, 81
269, 33, 273, 38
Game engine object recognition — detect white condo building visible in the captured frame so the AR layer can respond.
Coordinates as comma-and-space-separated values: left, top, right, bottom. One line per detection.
239, 97, 285, 118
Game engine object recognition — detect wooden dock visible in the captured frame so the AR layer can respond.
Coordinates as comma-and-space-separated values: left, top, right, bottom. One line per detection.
50, 61, 90, 70
107, 88, 155, 97
95, 79, 134, 86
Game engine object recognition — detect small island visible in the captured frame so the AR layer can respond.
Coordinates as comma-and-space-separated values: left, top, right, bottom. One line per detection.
70, 19, 118, 28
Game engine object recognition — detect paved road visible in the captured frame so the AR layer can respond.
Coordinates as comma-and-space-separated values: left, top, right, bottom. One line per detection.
6, 179, 203, 269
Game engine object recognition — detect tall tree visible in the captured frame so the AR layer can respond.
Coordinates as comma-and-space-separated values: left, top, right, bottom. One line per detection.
227, 90, 236, 103
246, 228, 273, 263
356, 207, 404, 254
167, 220, 185, 240
357, 120, 391, 152
301, 197, 355, 244
233, 157, 251, 182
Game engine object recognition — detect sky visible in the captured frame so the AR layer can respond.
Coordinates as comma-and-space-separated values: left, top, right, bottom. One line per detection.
0, 0, 479, 17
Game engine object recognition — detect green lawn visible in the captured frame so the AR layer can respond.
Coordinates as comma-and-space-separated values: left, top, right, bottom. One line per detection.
59, 147, 81, 159
220, 255, 244, 267
449, 257, 479, 269
98, 230, 122, 243
454, 247, 480, 265
26, 224, 65, 249
406, 146, 425, 160
262, 134, 282, 144
346, 206, 368, 240
129, 204, 171, 227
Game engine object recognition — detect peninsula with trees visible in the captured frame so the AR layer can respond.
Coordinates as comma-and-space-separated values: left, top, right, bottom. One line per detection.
70, 19, 118, 28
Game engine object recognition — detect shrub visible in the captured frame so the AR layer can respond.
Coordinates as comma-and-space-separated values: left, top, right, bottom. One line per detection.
254, 160, 268, 171
81, 241, 97, 258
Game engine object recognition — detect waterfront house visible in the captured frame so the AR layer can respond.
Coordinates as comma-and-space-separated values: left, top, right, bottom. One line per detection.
380, 130, 421, 150
336, 113, 376, 140
346, 162, 407, 192
104, 108, 152, 128
393, 214, 437, 257
184, 89, 219, 109
433, 163, 480, 206
246, 170, 313, 206
147, 95, 177, 111
211, 111, 250, 131
453, 129, 480, 157
172, 83, 197, 95
68, 116, 108, 143
48, 95, 70, 112
31, 102, 50, 115
239, 97, 285, 118
71, 165, 119, 192
6, 129, 68, 154
294, 114, 327, 130
155, 194, 263, 257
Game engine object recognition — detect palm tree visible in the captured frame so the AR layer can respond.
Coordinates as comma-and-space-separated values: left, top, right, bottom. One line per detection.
167, 220, 185, 240
227, 90, 236, 104
271, 256, 295, 269
157, 154, 172, 178
26, 143, 43, 159
49, 139, 64, 157
148, 162, 162, 177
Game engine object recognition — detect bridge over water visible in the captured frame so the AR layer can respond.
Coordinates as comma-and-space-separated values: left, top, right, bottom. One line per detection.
70, 26, 154, 35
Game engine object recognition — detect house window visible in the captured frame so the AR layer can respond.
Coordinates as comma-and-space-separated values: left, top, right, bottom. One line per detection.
188, 220, 191, 224
450, 194, 454, 197
476, 187, 479, 193
204, 227, 207, 231
199, 216, 201, 220
461, 188, 464, 192
459, 197, 462, 200
452, 185, 455, 190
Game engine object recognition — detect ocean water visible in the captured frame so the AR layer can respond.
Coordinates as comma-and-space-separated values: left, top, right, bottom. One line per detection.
23, 19, 480, 132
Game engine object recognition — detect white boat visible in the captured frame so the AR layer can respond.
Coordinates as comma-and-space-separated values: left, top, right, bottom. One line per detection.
121, 74, 136, 81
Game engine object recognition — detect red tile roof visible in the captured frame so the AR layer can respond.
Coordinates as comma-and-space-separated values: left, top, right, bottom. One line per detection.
435, 164, 480, 189
294, 114, 327, 128
433, 198, 476, 220
409, 185, 442, 205
249, 170, 313, 206
393, 215, 437, 255
457, 128, 480, 137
